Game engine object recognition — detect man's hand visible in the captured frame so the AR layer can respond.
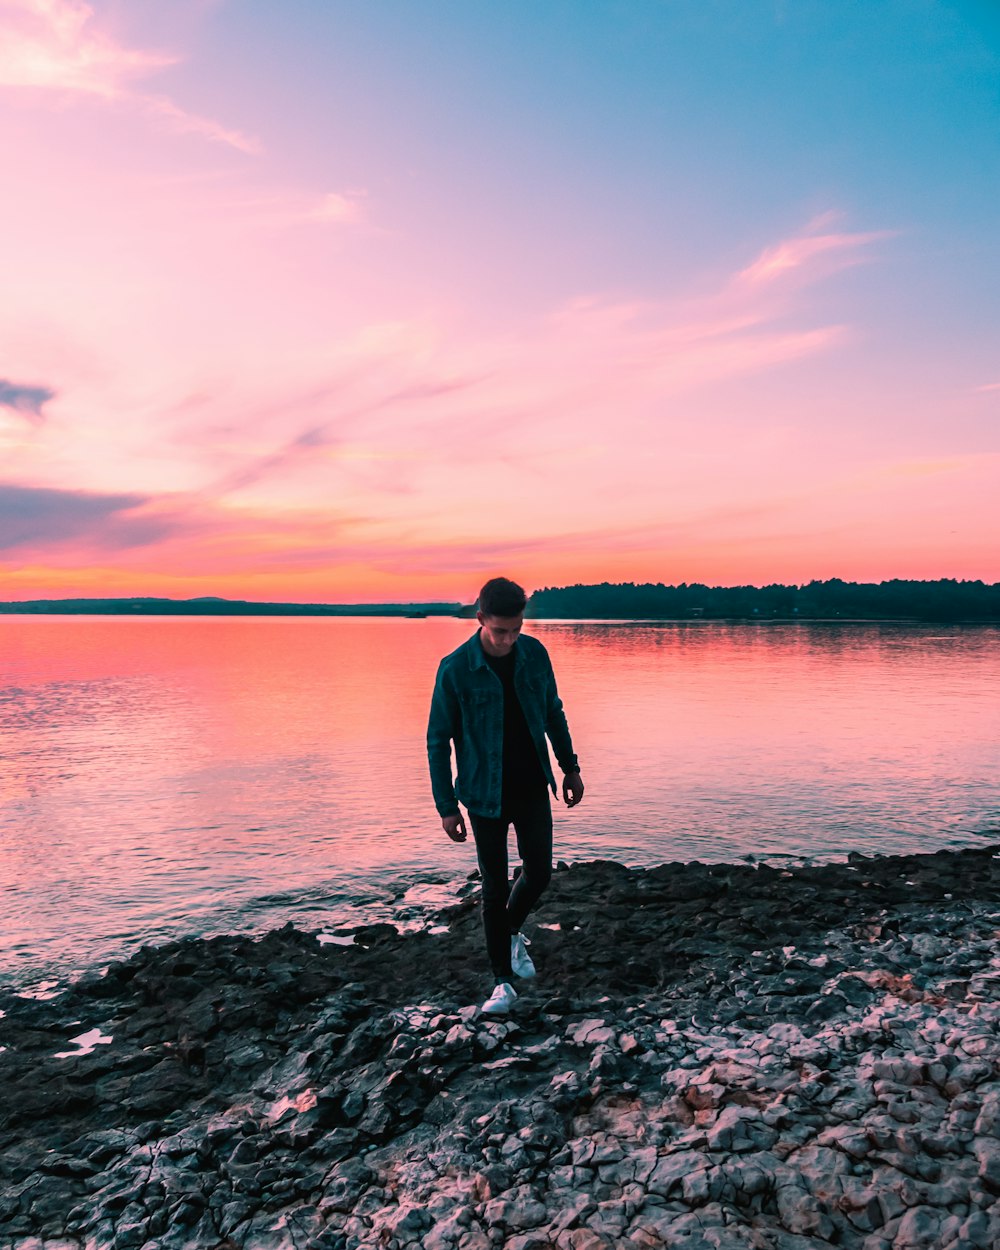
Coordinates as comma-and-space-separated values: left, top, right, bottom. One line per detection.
442, 812, 467, 842
562, 771, 585, 807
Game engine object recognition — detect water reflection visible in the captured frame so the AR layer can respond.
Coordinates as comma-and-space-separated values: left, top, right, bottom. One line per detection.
0, 616, 998, 984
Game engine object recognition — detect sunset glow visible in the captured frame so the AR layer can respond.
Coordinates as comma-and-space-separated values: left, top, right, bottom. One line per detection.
2, 0, 997, 601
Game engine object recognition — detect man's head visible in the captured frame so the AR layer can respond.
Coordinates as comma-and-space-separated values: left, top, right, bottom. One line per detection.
477, 577, 527, 657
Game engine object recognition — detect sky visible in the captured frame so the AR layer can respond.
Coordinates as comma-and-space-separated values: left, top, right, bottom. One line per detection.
0, 0, 998, 603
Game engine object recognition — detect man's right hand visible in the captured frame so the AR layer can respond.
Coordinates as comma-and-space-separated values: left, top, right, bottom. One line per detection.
442, 813, 467, 842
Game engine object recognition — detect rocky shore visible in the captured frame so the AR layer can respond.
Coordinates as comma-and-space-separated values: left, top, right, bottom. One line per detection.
2, 843, 999, 1250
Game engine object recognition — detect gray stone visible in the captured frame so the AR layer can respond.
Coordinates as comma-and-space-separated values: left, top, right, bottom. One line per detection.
705, 1106, 778, 1153
820, 1124, 870, 1159
457, 1232, 492, 1250
681, 1165, 711, 1204
556, 1229, 614, 1250
892, 1205, 941, 1249
837, 1181, 884, 1233
570, 1139, 595, 1167
775, 1184, 836, 1239
871, 1058, 924, 1087
590, 1137, 625, 1165
566, 1019, 615, 1046
584, 1199, 628, 1238
548, 1191, 597, 1235
647, 1150, 710, 1198
957, 1209, 999, 1245
505, 1234, 554, 1250
973, 1091, 1000, 1138
482, 1189, 547, 1232
384, 1203, 434, 1239
973, 1137, 1000, 1194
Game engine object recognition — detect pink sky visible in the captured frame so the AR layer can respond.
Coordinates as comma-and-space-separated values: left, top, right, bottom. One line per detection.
1, 1, 997, 601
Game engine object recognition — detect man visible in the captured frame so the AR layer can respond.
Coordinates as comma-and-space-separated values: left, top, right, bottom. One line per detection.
427, 576, 584, 1015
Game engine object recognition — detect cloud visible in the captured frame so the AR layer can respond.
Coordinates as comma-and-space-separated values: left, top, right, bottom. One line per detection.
205, 374, 484, 498
0, 0, 172, 96
0, 377, 55, 422
0, 482, 171, 550
974, 381, 1000, 393
213, 422, 340, 495
225, 188, 369, 229
0, 213, 891, 593
141, 93, 260, 156
171, 216, 884, 513
0, 0, 259, 152
737, 219, 891, 287
305, 191, 365, 225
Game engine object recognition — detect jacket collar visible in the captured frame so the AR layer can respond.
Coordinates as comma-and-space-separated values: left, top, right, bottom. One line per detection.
466, 628, 520, 671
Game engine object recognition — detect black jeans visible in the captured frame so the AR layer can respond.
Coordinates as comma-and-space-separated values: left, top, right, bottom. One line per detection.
470, 789, 553, 981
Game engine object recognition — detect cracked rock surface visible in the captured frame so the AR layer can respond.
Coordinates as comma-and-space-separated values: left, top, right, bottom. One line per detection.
2, 844, 999, 1249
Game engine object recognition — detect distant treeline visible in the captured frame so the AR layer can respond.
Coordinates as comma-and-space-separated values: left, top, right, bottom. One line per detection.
3, 581, 999, 621
0, 597, 461, 617
525, 579, 1000, 621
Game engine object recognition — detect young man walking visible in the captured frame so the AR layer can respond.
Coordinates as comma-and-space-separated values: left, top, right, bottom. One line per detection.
427, 577, 584, 1015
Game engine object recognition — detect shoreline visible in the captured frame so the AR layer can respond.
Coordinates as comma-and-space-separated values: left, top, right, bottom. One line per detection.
2, 843, 1000, 1248
7, 835, 999, 999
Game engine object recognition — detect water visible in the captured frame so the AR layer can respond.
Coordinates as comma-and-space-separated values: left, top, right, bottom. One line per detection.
1, 616, 998, 987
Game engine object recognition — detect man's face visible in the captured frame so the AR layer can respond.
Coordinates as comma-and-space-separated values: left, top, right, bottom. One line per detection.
477, 611, 523, 657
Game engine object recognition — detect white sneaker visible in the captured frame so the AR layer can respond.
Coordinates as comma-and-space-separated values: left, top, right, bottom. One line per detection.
482, 981, 518, 1015
511, 931, 536, 979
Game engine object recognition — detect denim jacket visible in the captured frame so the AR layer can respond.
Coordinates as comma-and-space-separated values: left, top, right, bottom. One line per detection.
427, 630, 579, 819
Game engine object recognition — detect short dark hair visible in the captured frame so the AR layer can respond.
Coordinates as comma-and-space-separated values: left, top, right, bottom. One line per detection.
478, 577, 527, 618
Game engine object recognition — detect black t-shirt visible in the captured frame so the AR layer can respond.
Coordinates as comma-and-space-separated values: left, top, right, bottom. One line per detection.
483, 643, 548, 805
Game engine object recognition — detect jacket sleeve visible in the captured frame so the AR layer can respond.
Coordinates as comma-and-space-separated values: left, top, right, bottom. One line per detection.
427, 660, 461, 817
543, 654, 580, 775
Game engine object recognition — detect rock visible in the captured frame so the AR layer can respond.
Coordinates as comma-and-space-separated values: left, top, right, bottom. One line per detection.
4, 844, 1000, 1250
775, 1184, 836, 1239
647, 1150, 710, 1198
557, 1229, 614, 1250
973, 1137, 1000, 1194
482, 1187, 547, 1231
566, 1019, 616, 1046
705, 1106, 778, 1153
973, 1090, 1000, 1137
506, 1234, 554, 1250
893, 1205, 942, 1248
383, 1202, 434, 1239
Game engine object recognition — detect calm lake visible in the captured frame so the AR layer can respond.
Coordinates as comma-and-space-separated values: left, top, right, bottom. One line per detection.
1, 616, 998, 988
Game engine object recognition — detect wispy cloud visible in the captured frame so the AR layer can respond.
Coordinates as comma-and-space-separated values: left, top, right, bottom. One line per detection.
0, 377, 55, 423
166, 216, 885, 512
140, 93, 260, 155
974, 381, 1000, 393
0, 0, 259, 152
737, 217, 891, 287
199, 373, 484, 499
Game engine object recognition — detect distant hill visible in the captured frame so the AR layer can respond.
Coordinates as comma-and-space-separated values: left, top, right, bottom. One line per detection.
525, 579, 1000, 622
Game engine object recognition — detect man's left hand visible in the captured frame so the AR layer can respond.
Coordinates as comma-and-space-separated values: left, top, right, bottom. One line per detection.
562, 771, 584, 807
